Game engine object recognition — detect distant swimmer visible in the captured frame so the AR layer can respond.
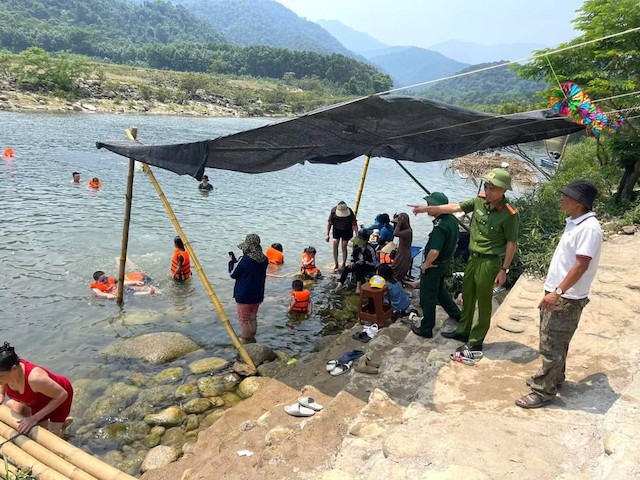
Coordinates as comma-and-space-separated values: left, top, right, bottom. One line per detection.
88, 177, 102, 189
71, 172, 81, 185
265, 243, 284, 265
0, 342, 73, 437
198, 175, 213, 191
89, 270, 156, 299
171, 236, 192, 282
3, 147, 14, 158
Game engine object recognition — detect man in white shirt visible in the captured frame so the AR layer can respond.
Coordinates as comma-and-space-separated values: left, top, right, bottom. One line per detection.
516, 180, 602, 409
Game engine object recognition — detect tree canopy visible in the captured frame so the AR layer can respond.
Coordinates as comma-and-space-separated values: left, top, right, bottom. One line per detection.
517, 0, 640, 199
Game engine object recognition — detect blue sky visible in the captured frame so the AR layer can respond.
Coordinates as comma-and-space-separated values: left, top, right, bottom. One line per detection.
275, 0, 586, 48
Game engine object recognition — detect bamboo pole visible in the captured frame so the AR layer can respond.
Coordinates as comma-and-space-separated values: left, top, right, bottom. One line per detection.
353, 154, 370, 218
0, 420, 97, 480
394, 159, 471, 233
0, 406, 136, 480
0, 432, 70, 480
116, 126, 138, 304
124, 130, 257, 370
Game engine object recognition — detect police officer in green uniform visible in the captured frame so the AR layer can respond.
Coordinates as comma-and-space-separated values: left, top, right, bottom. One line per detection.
409, 168, 519, 352
411, 192, 461, 338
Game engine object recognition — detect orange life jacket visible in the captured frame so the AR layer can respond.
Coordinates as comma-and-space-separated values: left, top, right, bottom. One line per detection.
265, 246, 284, 265
379, 251, 394, 264
290, 289, 310, 313
171, 249, 191, 281
3, 147, 14, 157
90, 275, 116, 293
300, 252, 320, 276
124, 271, 151, 283
88, 179, 102, 189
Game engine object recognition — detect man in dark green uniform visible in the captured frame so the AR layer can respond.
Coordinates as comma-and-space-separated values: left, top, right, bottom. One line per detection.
409, 168, 519, 353
411, 192, 461, 338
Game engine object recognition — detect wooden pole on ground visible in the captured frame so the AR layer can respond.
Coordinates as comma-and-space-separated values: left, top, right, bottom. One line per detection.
116, 126, 138, 304
0, 420, 97, 480
394, 159, 470, 233
0, 406, 135, 480
123, 130, 256, 370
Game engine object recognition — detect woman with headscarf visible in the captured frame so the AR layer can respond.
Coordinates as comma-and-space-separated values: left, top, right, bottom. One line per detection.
391, 212, 413, 282
230, 234, 269, 344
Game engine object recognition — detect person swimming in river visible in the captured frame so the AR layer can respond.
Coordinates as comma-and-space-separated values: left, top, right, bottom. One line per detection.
70, 172, 81, 185
198, 175, 213, 191
88, 177, 102, 189
300, 246, 321, 279
89, 271, 156, 299
265, 243, 284, 265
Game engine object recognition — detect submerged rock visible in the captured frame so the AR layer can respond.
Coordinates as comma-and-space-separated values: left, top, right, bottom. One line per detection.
197, 373, 241, 397
153, 367, 184, 385
174, 383, 198, 400
103, 332, 201, 365
86, 383, 140, 422
188, 357, 229, 374
183, 398, 213, 414
144, 406, 186, 427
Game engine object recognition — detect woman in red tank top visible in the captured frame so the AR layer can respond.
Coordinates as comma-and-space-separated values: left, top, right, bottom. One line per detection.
0, 343, 73, 436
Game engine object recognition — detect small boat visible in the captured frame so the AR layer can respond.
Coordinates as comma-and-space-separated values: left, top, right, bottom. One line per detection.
539, 151, 561, 169
540, 157, 559, 169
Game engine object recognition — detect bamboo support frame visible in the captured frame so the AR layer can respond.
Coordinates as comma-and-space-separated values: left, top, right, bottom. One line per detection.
123, 129, 256, 370
0, 421, 97, 480
0, 406, 135, 480
116, 127, 138, 304
353, 154, 370, 218
0, 432, 70, 480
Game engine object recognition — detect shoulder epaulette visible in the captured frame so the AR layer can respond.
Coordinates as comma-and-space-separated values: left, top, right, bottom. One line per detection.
506, 203, 518, 215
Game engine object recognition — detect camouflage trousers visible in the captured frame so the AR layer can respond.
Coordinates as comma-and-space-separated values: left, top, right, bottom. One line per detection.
526, 294, 590, 399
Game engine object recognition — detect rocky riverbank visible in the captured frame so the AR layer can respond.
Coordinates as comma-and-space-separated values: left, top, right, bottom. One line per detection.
137, 231, 640, 480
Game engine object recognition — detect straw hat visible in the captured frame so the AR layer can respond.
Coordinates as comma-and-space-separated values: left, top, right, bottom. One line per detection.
335, 201, 351, 218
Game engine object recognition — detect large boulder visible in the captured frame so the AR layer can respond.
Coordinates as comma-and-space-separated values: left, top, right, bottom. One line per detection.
103, 332, 201, 365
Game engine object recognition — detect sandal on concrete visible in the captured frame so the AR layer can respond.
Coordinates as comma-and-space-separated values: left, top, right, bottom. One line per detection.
364, 355, 380, 368
515, 392, 552, 409
355, 357, 379, 374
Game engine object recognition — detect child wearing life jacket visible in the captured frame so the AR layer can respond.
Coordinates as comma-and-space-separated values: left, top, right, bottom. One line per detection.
265, 243, 284, 265
88, 177, 102, 189
300, 247, 321, 279
89, 271, 155, 299
377, 264, 411, 317
288, 279, 313, 314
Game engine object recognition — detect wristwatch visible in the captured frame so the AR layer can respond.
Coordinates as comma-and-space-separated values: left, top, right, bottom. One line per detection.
554, 287, 564, 295
501, 267, 509, 273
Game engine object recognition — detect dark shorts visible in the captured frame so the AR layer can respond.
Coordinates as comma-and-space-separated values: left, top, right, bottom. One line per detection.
333, 229, 352, 241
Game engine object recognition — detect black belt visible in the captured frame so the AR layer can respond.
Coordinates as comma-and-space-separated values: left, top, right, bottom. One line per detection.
470, 252, 499, 259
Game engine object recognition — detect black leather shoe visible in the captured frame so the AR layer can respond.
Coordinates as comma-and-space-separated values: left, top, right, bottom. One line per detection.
411, 325, 433, 338
440, 331, 469, 342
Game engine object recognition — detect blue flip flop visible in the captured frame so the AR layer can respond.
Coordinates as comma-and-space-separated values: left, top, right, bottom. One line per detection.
337, 350, 365, 364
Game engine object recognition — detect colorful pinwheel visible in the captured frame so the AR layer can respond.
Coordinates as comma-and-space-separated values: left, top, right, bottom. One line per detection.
549, 82, 624, 137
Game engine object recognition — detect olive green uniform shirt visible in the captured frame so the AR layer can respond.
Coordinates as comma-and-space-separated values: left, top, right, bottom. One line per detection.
423, 213, 459, 264
459, 196, 519, 256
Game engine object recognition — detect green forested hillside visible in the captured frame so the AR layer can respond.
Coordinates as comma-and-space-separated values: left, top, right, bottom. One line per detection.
0, 0, 225, 50
0, 0, 392, 95
171, 0, 353, 56
418, 62, 546, 106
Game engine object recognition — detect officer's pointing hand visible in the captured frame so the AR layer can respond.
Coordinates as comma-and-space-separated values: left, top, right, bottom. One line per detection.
408, 204, 428, 216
